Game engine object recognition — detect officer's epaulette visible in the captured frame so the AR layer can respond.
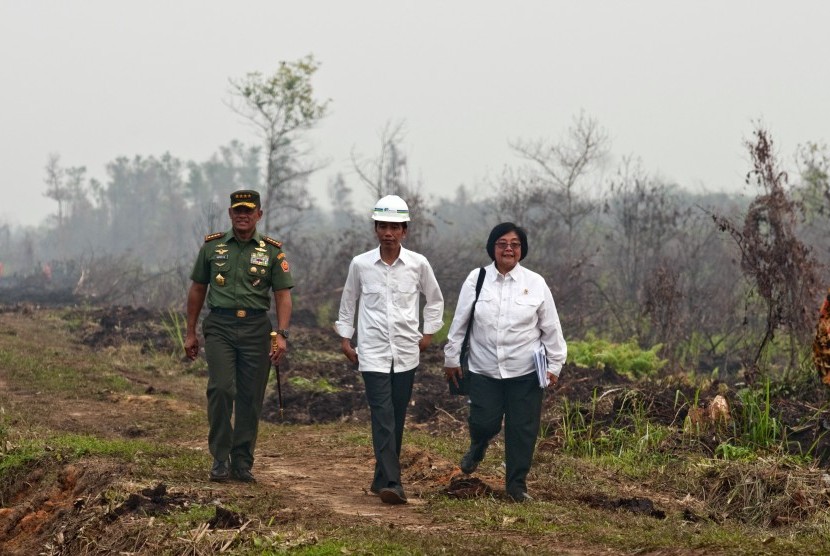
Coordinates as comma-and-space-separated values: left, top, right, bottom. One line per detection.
263, 236, 283, 248
204, 232, 224, 243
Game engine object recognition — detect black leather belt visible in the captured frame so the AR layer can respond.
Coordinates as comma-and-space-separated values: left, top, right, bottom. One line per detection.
211, 308, 266, 318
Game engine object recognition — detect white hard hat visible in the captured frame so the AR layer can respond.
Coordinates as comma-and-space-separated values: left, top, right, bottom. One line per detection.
371, 195, 410, 222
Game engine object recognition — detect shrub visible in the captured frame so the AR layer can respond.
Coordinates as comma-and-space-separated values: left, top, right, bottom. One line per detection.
567, 333, 667, 379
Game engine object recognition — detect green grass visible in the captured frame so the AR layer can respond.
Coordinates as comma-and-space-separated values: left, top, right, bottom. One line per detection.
558, 390, 673, 477
162, 504, 219, 530
287, 375, 340, 393
0, 429, 209, 484
161, 309, 187, 356
0, 344, 143, 397
406, 428, 467, 461
290, 348, 344, 364
734, 379, 782, 451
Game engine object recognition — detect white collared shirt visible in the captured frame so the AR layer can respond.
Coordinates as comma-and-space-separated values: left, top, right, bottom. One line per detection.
444, 262, 567, 379
335, 246, 444, 373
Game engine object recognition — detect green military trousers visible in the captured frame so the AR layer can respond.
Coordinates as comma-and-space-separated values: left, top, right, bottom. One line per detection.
467, 371, 544, 495
203, 312, 272, 471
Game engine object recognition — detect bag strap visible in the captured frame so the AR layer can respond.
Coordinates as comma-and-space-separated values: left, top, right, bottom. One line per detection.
460, 267, 486, 354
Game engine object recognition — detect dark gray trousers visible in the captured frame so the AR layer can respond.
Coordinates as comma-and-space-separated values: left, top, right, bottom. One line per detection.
468, 371, 544, 494
362, 366, 416, 492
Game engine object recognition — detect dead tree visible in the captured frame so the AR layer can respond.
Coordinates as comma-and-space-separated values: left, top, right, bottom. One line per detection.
713, 127, 820, 377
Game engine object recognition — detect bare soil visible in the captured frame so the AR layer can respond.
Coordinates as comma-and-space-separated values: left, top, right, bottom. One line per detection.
1, 303, 830, 554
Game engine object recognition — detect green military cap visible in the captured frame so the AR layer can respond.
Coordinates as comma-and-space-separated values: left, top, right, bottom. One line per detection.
230, 190, 261, 209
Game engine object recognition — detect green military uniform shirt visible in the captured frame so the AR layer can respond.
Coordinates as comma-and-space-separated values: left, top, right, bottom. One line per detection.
190, 229, 294, 309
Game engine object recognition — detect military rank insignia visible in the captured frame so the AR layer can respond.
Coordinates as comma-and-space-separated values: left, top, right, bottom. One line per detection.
263, 236, 282, 248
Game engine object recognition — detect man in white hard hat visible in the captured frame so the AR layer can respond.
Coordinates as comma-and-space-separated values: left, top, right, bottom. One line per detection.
335, 194, 444, 505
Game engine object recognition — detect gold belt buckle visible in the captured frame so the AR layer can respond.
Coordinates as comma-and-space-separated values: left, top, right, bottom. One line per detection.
236, 309, 247, 318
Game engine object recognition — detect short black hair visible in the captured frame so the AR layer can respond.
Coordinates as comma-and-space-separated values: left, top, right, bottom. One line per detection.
486, 222, 528, 261
374, 221, 408, 231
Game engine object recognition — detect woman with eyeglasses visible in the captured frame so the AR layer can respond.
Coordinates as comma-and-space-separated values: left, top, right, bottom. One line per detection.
444, 222, 567, 502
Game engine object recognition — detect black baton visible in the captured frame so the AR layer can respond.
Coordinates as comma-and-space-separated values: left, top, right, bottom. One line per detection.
270, 331, 284, 418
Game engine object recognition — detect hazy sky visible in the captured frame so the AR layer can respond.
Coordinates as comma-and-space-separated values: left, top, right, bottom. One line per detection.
2, 1, 829, 227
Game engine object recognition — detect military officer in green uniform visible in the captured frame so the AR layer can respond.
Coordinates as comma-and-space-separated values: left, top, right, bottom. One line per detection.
185, 190, 293, 483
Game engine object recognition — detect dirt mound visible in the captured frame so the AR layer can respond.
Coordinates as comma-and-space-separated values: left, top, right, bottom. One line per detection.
0, 461, 126, 555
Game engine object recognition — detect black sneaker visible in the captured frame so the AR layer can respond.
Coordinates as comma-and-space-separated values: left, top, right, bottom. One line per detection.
459, 442, 487, 474
379, 487, 408, 505
231, 467, 256, 483
209, 459, 230, 482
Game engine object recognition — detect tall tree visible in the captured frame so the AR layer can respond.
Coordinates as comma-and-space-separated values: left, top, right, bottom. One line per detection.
509, 110, 609, 260
351, 120, 410, 201
228, 55, 329, 234
328, 173, 355, 229
43, 153, 69, 228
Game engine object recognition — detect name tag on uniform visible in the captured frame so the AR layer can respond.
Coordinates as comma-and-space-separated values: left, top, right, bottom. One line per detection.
250, 252, 269, 266
214, 254, 229, 260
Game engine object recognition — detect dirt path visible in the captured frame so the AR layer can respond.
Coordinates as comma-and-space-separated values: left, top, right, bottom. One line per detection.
256, 442, 439, 529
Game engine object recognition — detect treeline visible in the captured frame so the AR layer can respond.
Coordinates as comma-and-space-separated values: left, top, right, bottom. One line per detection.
1, 57, 828, 379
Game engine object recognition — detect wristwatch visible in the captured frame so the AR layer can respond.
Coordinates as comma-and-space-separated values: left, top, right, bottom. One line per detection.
276, 329, 289, 339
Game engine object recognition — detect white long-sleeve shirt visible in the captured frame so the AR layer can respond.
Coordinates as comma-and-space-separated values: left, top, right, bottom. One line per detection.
444, 262, 566, 379
335, 246, 444, 373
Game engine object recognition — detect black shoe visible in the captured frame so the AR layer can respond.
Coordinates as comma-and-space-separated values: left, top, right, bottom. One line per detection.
460, 442, 487, 474
209, 459, 230, 482
231, 467, 256, 483
369, 485, 380, 495
507, 490, 533, 503
379, 486, 408, 505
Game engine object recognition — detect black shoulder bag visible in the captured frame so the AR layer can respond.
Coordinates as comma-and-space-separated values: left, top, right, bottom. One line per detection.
449, 267, 486, 395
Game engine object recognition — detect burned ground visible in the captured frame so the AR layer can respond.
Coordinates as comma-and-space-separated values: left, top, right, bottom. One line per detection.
29, 302, 830, 461
3, 304, 830, 554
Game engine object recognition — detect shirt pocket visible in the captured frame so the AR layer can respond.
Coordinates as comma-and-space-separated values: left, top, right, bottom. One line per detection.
247, 264, 271, 289
209, 257, 229, 283
472, 291, 497, 327
393, 281, 419, 308
245, 264, 271, 289
512, 294, 543, 326
361, 282, 386, 310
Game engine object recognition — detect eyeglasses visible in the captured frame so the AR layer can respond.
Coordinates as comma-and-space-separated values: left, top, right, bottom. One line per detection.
495, 241, 521, 250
